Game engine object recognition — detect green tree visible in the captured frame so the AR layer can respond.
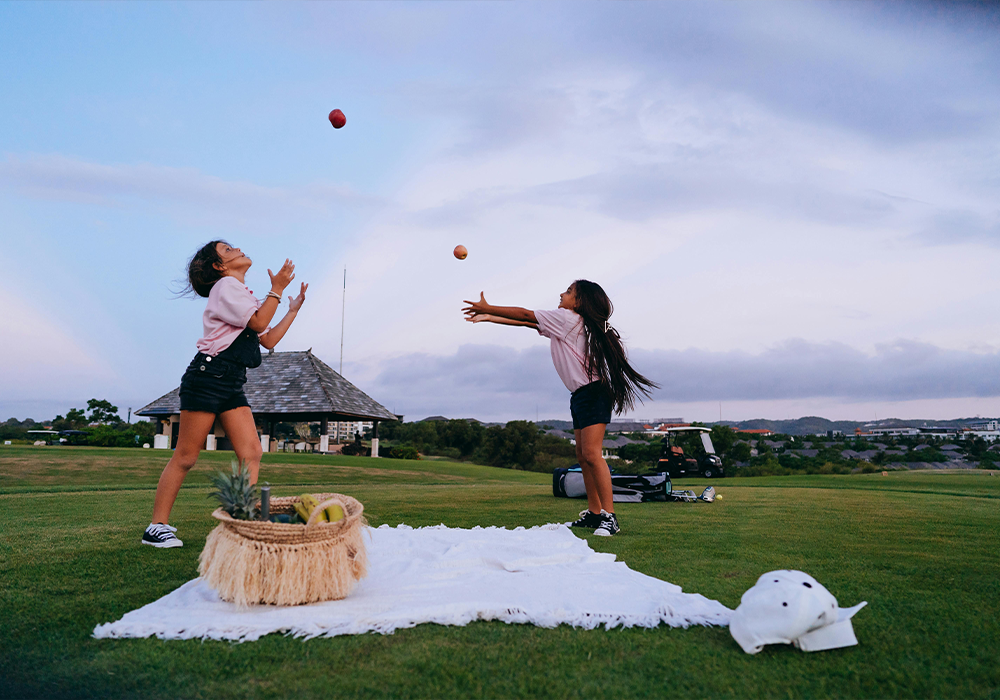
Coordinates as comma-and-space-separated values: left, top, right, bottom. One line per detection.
710, 425, 736, 457
965, 437, 988, 459
52, 408, 87, 431
617, 441, 661, 466
476, 421, 536, 469
435, 419, 486, 457
86, 399, 121, 425
729, 441, 752, 462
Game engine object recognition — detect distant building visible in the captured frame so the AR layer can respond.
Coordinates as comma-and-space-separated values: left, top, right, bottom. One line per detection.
965, 420, 1000, 442
644, 422, 691, 436
862, 426, 920, 437
966, 429, 1000, 442
331, 420, 373, 441
919, 426, 960, 438
737, 428, 774, 437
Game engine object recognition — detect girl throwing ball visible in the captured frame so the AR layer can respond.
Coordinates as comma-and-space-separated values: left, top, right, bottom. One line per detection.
143, 241, 307, 548
463, 280, 657, 536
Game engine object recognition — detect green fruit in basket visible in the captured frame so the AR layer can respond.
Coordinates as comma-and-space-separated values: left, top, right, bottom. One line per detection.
298, 494, 328, 522
293, 501, 311, 523
325, 504, 344, 522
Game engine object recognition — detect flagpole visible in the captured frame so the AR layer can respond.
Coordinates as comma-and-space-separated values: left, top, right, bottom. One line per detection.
339, 266, 346, 375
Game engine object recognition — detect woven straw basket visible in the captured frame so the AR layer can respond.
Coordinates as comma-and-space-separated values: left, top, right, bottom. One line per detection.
198, 493, 368, 607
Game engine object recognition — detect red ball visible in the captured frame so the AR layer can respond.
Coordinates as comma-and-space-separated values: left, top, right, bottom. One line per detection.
328, 109, 346, 129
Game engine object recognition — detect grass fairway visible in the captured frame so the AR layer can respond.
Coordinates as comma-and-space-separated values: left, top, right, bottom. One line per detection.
1, 446, 998, 699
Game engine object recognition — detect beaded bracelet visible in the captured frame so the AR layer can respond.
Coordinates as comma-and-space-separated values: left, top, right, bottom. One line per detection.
266, 291, 282, 303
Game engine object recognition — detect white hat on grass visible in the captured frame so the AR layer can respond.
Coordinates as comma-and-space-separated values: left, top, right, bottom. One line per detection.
729, 570, 867, 654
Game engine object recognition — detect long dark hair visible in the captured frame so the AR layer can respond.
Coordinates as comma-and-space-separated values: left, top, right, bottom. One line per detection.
573, 279, 659, 414
181, 240, 228, 298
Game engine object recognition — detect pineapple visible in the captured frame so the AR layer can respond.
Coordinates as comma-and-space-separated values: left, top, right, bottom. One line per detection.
208, 458, 259, 521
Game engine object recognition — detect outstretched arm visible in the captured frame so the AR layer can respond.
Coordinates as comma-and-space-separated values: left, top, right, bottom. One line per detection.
462, 292, 538, 324
466, 313, 538, 329
259, 283, 308, 350
248, 260, 295, 333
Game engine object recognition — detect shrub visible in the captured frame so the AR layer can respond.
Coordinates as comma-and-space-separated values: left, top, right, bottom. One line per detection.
532, 452, 577, 474
85, 425, 145, 448
429, 446, 460, 460
736, 464, 792, 477
341, 443, 370, 457
814, 461, 850, 475
383, 445, 420, 460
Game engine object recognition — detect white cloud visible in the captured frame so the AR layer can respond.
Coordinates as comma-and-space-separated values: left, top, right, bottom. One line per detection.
0, 153, 381, 228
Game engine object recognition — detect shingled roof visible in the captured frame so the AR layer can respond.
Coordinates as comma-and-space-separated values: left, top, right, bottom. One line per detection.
136, 350, 397, 422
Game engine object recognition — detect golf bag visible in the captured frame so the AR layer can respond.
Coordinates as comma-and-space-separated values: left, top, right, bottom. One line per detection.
552, 467, 672, 503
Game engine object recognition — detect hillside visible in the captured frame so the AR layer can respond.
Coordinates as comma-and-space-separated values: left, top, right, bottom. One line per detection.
536, 416, 998, 436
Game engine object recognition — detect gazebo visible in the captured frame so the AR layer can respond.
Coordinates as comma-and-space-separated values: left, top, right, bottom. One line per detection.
136, 350, 397, 456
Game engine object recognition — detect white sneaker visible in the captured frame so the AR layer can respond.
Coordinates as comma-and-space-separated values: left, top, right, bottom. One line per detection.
141, 523, 183, 548
593, 511, 620, 537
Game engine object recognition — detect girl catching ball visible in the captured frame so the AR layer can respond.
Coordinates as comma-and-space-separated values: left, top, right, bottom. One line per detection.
143, 241, 307, 548
463, 280, 657, 536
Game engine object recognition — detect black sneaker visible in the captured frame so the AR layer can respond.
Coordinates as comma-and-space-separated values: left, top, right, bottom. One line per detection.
594, 511, 620, 537
570, 510, 605, 529
142, 523, 183, 548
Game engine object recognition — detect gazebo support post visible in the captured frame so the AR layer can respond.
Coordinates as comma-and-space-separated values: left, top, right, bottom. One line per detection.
371, 421, 379, 458
319, 417, 330, 453
258, 417, 270, 455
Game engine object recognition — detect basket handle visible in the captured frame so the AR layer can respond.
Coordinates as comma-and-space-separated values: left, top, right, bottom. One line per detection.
306, 496, 348, 527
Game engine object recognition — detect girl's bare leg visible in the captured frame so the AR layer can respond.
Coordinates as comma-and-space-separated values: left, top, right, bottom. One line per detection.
219, 406, 264, 483
575, 424, 613, 514
151, 410, 216, 523
575, 438, 602, 514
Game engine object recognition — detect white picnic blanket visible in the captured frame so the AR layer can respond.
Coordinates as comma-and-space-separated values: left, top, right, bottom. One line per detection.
94, 524, 731, 642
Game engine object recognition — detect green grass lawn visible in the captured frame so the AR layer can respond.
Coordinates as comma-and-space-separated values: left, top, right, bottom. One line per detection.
1, 446, 998, 699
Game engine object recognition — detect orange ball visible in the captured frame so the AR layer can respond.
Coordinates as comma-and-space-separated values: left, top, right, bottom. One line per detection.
453, 245, 468, 260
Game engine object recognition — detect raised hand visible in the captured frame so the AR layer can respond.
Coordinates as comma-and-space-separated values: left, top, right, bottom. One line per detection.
268, 259, 295, 294
462, 292, 490, 318
288, 282, 308, 313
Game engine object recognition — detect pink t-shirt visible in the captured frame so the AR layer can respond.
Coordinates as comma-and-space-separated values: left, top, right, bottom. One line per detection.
195, 276, 265, 356
535, 308, 597, 393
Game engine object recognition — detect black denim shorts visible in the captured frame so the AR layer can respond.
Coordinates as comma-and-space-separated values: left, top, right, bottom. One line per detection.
570, 381, 613, 430
178, 353, 250, 415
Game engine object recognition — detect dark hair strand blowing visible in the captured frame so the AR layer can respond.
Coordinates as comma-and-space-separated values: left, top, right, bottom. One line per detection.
573, 279, 659, 414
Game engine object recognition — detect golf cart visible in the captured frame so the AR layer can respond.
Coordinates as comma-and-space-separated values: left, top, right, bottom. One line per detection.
657, 426, 724, 479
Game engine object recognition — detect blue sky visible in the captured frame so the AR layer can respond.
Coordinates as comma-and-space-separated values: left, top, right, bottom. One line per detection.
2, 1, 999, 423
